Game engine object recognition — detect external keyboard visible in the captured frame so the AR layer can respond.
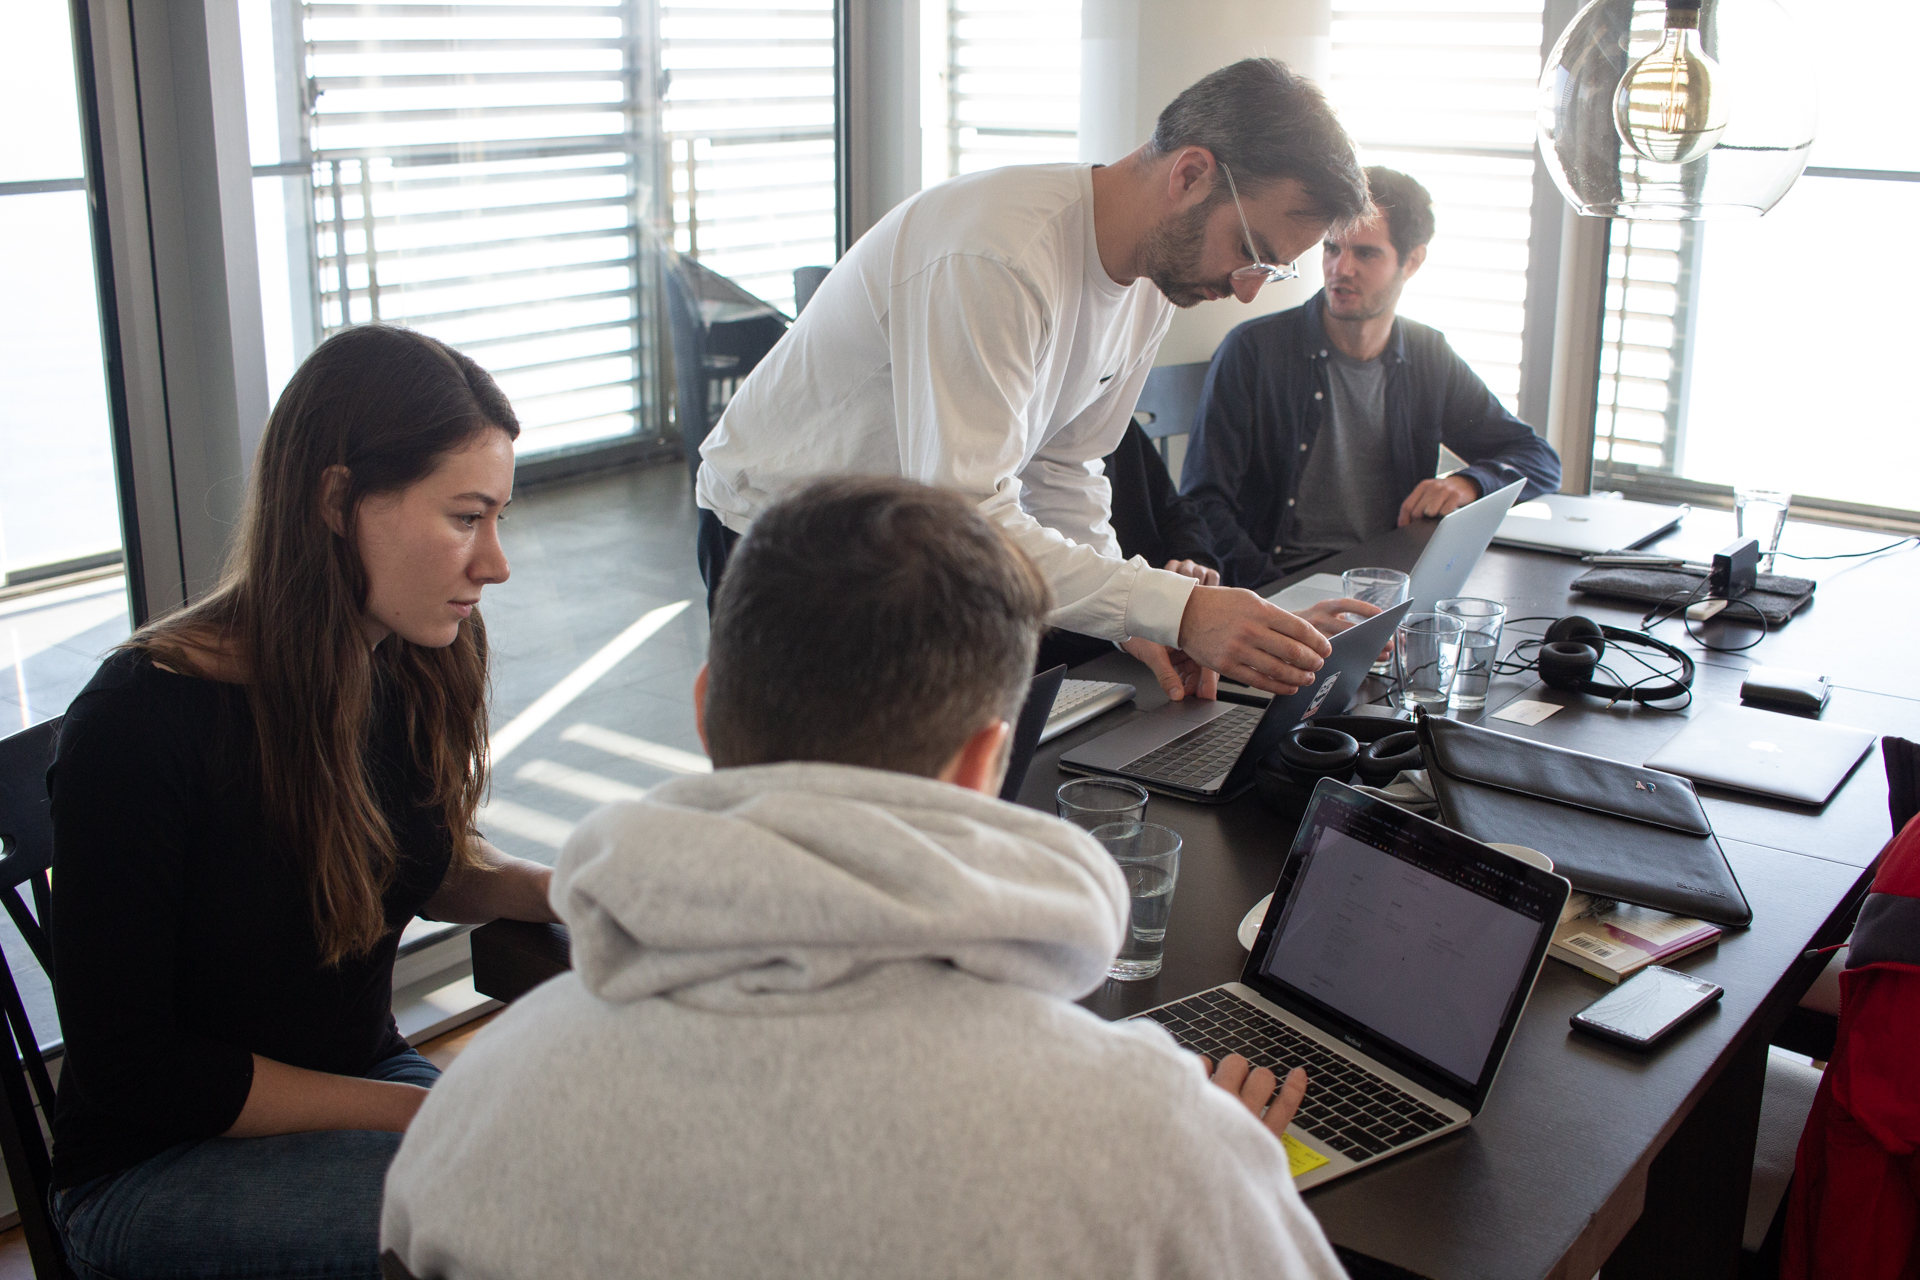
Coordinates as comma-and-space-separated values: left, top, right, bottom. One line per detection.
1137, 989, 1452, 1161
1039, 679, 1135, 744
1123, 704, 1262, 788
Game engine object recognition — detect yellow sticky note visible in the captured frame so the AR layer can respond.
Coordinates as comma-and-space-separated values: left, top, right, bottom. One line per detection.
1283, 1133, 1330, 1179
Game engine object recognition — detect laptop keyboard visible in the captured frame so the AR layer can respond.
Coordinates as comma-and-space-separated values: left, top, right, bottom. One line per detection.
1124, 705, 1263, 788
1137, 989, 1453, 1161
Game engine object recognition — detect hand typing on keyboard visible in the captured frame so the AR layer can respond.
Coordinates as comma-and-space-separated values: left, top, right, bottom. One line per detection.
1201, 1053, 1309, 1143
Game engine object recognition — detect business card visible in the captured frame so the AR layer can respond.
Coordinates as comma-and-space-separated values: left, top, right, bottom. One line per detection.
1491, 699, 1564, 727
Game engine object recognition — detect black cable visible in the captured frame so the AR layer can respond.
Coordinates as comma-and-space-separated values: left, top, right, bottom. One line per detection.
1770, 536, 1918, 561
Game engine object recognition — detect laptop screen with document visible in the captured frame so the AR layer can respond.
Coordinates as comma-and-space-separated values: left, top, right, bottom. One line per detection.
1248, 784, 1567, 1105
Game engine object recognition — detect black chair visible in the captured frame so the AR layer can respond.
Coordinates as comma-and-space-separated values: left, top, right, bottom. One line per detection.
1885, 735, 1918, 835
0, 719, 72, 1279
664, 253, 789, 485
1130, 361, 1211, 465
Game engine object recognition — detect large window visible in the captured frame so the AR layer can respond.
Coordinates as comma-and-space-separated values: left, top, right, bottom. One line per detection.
0, 6, 124, 594
1327, 0, 1547, 415
663, 0, 837, 314
238, 0, 842, 461
1589, 0, 1919, 525
932, 0, 1080, 183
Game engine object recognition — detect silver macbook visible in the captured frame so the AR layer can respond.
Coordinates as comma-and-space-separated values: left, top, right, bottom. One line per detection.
1268, 478, 1525, 614
1133, 780, 1570, 1188
1057, 602, 1411, 803
1493, 492, 1685, 556
1644, 703, 1874, 806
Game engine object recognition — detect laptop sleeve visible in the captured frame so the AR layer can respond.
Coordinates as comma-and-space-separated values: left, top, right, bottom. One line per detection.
1414, 709, 1752, 927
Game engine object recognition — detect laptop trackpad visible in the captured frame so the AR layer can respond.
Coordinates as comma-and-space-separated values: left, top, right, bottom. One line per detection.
1059, 697, 1229, 771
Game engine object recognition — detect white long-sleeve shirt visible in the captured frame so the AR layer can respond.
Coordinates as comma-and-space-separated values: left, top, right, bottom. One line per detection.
695, 164, 1196, 646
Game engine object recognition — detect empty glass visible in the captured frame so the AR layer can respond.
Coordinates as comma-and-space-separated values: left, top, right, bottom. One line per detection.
1394, 612, 1465, 714
1436, 598, 1506, 710
1055, 778, 1148, 831
1735, 485, 1790, 572
1341, 567, 1411, 609
1089, 822, 1183, 981
1344, 568, 1410, 673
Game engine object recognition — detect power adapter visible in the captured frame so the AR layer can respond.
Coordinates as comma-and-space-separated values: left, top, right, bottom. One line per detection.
1709, 538, 1759, 600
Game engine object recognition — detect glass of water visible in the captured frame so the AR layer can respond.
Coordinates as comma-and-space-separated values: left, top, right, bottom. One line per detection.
1343, 568, 1410, 672
1734, 485, 1790, 572
1056, 778, 1148, 831
1436, 598, 1506, 710
1089, 822, 1182, 981
1393, 612, 1465, 714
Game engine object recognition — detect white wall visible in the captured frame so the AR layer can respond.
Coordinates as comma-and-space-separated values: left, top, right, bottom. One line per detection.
1079, 0, 1332, 367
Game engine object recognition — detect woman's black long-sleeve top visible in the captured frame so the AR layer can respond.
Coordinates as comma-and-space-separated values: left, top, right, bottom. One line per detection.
45, 649, 452, 1189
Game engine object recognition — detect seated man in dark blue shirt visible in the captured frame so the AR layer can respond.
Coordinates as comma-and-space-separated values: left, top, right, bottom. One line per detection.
1179, 167, 1561, 588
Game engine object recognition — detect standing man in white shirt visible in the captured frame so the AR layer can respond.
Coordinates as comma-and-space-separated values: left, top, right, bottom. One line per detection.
695, 58, 1372, 700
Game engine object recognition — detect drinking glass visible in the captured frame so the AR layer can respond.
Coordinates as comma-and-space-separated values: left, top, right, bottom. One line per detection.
1734, 486, 1790, 572
1341, 567, 1411, 609
1344, 568, 1410, 673
1436, 598, 1506, 710
1394, 612, 1465, 714
1089, 822, 1182, 981
1055, 778, 1148, 831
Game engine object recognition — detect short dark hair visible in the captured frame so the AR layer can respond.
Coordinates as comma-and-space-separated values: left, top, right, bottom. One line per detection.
1149, 58, 1370, 232
1363, 167, 1436, 263
704, 477, 1052, 778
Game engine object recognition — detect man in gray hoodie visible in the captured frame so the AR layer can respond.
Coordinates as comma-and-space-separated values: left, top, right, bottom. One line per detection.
381, 477, 1346, 1279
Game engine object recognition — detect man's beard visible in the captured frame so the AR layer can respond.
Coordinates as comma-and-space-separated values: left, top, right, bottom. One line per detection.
1137, 199, 1224, 309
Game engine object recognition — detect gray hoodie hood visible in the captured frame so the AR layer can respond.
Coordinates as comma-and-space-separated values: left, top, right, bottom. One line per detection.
552, 761, 1130, 1008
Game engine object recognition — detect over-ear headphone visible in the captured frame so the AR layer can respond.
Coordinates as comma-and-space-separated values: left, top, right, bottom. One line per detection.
1519, 615, 1694, 705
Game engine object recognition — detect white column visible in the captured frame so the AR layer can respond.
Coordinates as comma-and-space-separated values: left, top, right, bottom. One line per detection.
842, 0, 924, 250
1079, 0, 1332, 367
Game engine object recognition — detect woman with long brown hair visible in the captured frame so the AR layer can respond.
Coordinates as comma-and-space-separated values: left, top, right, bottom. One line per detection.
45, 325, 558, 1279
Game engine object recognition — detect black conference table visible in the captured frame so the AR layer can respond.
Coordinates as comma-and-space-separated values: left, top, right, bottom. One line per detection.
471, 509, 1917, 1280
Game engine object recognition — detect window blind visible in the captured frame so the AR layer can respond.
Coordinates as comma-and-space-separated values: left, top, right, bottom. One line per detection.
661, 0, 836, 312
304, 0, 662, 456
1328, 0, 1546, 412
942, 0, 1079, 179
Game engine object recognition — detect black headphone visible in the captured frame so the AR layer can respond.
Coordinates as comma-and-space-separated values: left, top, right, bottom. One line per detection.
1523, 615, 1695, 704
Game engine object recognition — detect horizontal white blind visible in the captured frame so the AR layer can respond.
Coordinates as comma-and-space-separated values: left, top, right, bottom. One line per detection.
662, 0, 836, 313
1328, 1, 1545, 412
304, 0, 659, 456
944, 0, 1079, 178
1593, 219, 1683, 473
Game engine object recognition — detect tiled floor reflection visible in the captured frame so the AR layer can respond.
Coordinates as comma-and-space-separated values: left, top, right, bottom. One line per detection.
475, 460, 710, 866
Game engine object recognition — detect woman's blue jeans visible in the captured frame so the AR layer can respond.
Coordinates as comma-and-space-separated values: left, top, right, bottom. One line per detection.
51, 1048, 440, 1280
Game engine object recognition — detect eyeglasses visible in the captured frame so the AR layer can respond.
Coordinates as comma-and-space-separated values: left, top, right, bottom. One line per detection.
1220, 163, 1300, 299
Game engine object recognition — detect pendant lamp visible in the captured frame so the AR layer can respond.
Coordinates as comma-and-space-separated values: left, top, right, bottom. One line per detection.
1538, 0, 1815, 219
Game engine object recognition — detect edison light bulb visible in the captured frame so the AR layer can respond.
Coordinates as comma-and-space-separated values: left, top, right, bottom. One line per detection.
1613, 1, 1728, 165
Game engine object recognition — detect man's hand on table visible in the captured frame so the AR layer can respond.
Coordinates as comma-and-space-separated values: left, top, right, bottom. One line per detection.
1121, 637, 1218, 702
1203, 1053, 1309, 1143
1175, 586, 1331, 697
1397, 474, 1480, 527
1163, 558, 1221, 587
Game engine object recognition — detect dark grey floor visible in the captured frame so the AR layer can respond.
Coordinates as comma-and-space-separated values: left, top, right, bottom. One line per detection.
475, 459, 711, 865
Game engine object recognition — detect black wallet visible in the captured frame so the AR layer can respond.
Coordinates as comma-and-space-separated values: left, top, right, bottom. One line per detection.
1414, 709, 1752, 927
1570, 564, 1814, 626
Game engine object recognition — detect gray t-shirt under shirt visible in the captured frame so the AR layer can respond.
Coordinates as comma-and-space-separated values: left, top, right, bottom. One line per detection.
1277, 349, 1403, 573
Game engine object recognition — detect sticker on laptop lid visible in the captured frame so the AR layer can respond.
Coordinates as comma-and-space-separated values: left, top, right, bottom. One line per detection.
1491, 699, 1564, 727
1283, 1133, 1331, 1178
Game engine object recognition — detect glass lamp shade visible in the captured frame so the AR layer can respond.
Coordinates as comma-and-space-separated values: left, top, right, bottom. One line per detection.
1539, 0, 1815, 219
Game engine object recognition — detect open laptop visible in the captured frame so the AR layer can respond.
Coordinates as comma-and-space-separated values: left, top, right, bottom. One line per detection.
998, 666, 1068, 802
1492, 492, 1685, 556
1057, 601, 1411, 803
1643, 703, 1875, 806
1268, 478, 1525, 615
1132, 779, 1570, 1189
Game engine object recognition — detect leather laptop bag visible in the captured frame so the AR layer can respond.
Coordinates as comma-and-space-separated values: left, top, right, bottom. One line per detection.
1414, 709, 1753, 927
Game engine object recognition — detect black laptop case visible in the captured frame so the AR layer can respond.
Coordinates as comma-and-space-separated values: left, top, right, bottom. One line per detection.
1414, 709, 1752, 927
